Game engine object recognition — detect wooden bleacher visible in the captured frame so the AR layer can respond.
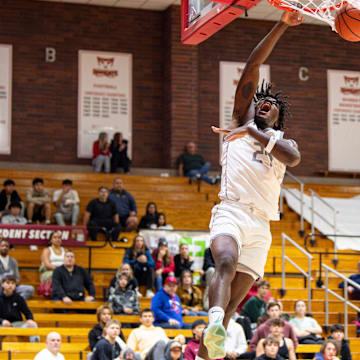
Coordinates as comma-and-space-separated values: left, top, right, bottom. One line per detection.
1, 169, 360, 358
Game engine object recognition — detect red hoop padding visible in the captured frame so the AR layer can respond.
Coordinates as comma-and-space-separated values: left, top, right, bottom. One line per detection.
266, 0, 344, 14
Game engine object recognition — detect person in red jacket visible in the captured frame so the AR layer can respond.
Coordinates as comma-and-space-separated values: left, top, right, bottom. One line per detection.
92, 132, 110, 173
184, 320, 207, 360
152, 238, 175, 291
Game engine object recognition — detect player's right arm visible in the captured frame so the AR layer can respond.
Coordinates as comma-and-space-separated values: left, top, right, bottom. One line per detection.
233, 11, 303, 126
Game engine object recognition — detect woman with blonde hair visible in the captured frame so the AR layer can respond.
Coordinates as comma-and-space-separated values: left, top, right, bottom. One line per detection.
109, 262, 139, 294
92, 132, 110, 173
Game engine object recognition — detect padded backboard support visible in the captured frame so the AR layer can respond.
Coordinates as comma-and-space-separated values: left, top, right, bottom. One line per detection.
181, 0, 262, 45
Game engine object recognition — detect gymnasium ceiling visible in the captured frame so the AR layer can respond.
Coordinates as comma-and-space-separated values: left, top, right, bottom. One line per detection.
37, 0, 324, 25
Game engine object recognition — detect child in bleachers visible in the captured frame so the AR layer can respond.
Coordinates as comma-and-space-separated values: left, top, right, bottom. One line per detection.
108, 273, 140, 315
0, 275, 39, 342
152, 238, 175, 291
255, 336, 283, 360
184, 319, 207, 360
328, 324, 351, 360
150, 213, 174, 230
313, 339, 340, 360
256, 318, 296, 360
110, 263, 139, 296
123, 235, 155, 298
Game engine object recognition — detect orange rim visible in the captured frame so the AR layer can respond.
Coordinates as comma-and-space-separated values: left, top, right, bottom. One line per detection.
266, 0, 345, 14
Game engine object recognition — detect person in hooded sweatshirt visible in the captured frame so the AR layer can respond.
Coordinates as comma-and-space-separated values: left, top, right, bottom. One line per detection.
0, 274, 39, 342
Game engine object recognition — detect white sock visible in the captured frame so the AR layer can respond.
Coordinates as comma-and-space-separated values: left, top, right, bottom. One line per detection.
195, 356, 206, 360
208, 306, 225, 324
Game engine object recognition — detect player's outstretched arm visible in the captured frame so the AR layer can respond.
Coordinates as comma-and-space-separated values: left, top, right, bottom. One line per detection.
233, 11, 303, 126
212, 126, 301, 167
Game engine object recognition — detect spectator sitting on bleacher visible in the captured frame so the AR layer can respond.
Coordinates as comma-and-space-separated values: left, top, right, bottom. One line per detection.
328, 324, 351, 360
110, 132, 131, 174
0, 179, 22, 218
202, 247, 215, 311
250, 302, 298, 351
174, 243, 194, 278
109, 263, 139, 295
108, 273, 140, 315
223, 316, 248, 360
255, 336, 283, 360
109, 177, 138, 230
53, 179, 80, 226
289, 300, 323, 345
313, 339, 340, 360
339, 260, 360, 300
1, 202, 27, 225
0, 275, 39, 342
51, 250, 95, 303
92, 319, 125, 360
139, 202, 159, 229
0, 237, 34, 299
127, 308, 169, 360
145, 339, 184, 360
34, 331, 65, 360
84, 186, 121, 242
89, 305, 126, 351
256, 319, 296, 360
177, 141, 218, 185
150, 213, 174, 230
151, 276, 190, 329
92, 132, 111, 173
26, 177, 51, 224
123, 235, 155, 298
177, 270, 207, 316
241, 280, 270, 328
152, 238, 175, 291
183, 319, 207, 360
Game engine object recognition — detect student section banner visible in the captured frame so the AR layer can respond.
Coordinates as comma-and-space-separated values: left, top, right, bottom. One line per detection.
139, 229, 210, 272
0, 45, 12, 155
0, 225, 87, 246
328, 69, 360, 172
78, 50, 132, 158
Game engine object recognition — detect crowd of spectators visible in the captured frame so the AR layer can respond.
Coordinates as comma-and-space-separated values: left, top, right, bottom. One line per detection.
0, 171, 356, 360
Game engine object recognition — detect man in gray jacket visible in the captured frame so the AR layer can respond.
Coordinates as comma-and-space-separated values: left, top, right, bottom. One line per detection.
0, 237, 34, 299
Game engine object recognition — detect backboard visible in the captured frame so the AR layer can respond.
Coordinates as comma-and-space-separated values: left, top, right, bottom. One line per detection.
181, 0, 262, 45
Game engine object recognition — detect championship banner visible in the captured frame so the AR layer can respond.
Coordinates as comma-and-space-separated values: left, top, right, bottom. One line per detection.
139, 229, 210, 271
78, 50, 132, 158
328, 69, 360, 172
0, 44, 12, 155
219, 61, 270, 130
0, 225, 87, 246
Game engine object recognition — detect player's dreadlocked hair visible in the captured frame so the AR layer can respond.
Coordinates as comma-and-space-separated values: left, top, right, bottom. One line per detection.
254, 81, 290, 130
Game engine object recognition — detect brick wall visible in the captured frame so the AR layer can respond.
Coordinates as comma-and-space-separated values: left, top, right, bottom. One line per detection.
0, 1, 359, 176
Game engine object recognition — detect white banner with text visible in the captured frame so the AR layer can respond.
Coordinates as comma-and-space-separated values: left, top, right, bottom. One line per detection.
78, 50, 132, 158
328, 69, 360, 172
0, 45, 12, 155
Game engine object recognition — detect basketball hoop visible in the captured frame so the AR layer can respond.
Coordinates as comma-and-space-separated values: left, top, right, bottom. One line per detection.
267, 0, 360, 30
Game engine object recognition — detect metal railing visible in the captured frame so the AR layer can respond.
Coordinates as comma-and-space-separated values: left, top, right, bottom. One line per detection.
322, 263, 360, 338
309, 189, 339, 262
280, 171, 305, 236
281, 233, 314, 312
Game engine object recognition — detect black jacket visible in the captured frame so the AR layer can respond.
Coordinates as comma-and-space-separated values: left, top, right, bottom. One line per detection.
203, 248, 215, 272
0, 292, 33, 323
88, 324, 125, 351
51, 265, 95, 300
91, 338, 121, 360
328, 335, 352, 360
174, 254, 193, 278
0, 190, 21, 212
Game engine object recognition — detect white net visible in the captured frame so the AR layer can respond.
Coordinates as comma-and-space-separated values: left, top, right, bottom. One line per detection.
267, 0, 360, 30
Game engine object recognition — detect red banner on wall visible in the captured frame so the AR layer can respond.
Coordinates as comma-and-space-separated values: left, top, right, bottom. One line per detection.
0, 225, 87, 246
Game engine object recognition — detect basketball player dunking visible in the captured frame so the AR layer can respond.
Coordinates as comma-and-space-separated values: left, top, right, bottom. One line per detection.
196, 11, 303, 360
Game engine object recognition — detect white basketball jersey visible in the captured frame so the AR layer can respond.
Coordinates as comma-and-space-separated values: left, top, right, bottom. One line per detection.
218, 121, 287, 221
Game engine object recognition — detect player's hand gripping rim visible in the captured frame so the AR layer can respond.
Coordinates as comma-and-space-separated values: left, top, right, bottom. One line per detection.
211, 125, 248, 142
281, 10, 304, 26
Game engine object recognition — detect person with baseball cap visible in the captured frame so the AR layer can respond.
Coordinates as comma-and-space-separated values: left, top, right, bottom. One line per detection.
151, 276, 191, 329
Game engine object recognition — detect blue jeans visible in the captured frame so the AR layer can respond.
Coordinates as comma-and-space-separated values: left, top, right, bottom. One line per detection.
187, 310, 208, 316
156, 322, 192, 329
155, 276, 163, 291
185, 162, 213, 184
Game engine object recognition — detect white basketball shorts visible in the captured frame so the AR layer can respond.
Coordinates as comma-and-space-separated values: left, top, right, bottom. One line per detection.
209, 200, 272, 280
